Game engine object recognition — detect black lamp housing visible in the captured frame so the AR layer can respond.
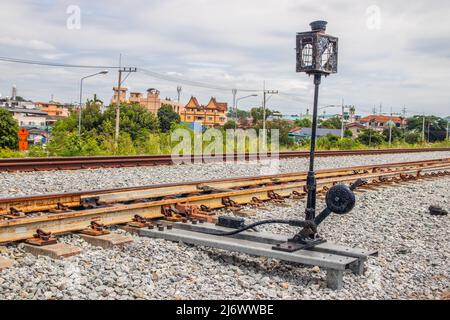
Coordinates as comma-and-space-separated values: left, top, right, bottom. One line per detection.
296, 20, 338, 75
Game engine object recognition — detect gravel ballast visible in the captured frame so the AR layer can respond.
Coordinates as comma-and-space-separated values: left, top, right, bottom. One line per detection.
0, 152, 449, 300
0, 151, 449, 198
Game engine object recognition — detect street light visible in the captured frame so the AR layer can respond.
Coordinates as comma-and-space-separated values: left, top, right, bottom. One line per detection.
78, 70, 108, 135
235, 94, 258, 128
296, 20, 338, 221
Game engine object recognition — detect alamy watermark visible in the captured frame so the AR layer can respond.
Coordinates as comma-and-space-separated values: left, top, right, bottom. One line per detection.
66, 5, 81, 30
171, 128, 280, 175
366, 5, 381, 30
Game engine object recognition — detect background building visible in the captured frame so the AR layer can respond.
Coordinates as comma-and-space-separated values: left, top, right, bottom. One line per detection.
180, 96, 227, 128
111, 87, 184, 115
358, 115, 407, 131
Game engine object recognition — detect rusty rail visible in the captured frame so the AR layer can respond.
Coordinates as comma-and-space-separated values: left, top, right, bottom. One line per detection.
1, 147, 449, 172
0, 157, 449, 243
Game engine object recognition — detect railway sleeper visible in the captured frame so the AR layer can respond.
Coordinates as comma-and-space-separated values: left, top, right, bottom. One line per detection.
138, 221, 378, 290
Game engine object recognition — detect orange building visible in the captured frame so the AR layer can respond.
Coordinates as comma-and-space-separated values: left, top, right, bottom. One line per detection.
180, 96, 228, 128
111, 87, 184, 115
35, 101, 70, 117
358, 115, 407, 131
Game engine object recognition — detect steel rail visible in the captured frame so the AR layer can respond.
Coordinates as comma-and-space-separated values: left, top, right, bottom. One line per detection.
1, 148, 449, 172
0, 158, 449, 243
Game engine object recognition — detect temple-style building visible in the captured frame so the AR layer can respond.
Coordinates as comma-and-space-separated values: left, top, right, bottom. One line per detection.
111, 87, 184, 115
180, 96, 228, 128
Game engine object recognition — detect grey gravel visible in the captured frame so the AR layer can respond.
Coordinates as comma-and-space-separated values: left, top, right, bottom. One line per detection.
0, 151, 449, 198
0, 152, 449, 300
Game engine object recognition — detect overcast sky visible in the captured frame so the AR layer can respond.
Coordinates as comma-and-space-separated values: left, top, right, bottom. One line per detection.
0, 0, 449, 117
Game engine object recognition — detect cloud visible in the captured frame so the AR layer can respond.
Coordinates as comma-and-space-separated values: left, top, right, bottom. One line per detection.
0, 37, 55, 50
0, 0, 449, 116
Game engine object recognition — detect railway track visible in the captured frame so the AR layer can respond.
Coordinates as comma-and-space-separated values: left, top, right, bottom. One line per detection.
1, 157, 449, 244
1, 147, 449, 172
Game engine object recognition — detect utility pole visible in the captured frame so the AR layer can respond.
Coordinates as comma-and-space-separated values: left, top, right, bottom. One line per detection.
177, 86, 182, 103
372, 106, 377, 115
114, 64, 137, 152
262, 81, 278, 142
340, 98, 345, 138
401, 106, 407, 140
232, 88, 237, 122
422, 113, 426, 142
388, 106, 393, 147
447, 120, 449, 141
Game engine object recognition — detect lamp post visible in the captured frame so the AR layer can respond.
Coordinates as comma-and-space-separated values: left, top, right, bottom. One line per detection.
296, 20, 338, 220
177, 85, 182, 103
78, 70, 108, 135
447, 119, 449, 141
235, 94, 258, 128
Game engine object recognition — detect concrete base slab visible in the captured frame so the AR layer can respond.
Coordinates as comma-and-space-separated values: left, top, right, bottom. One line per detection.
24, 243, 81, 259
0, 257, 14, 270
118, 225, 142, 235
234, 209, 256, 217
79, 233, 133, 249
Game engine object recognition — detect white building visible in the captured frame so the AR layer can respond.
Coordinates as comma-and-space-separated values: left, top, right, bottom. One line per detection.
5, 107, 48, 129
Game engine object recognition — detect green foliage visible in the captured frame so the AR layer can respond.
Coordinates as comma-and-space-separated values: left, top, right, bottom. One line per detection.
382, 126, 404, 142
223, 120, 237, 130
227, 109, 250, 121
256, 119, 296, 147
0, 108, 19, 149
404, 131, 422, 144
319, 116, 342, 129
294, 118, 312, 128
0, 148, 23, 158
250, 107, 272, 124
357, 129, 384, 146
102, 104, 159, 140
27, 145, 48, 157
337, 137, 362, 150
157, 104, 180, 132
407, 115, 447, 142
344, 129, 353, 138
317, 134, 340, 150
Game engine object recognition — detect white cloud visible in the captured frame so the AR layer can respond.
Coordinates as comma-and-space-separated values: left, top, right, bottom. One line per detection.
0, 0, 449, 116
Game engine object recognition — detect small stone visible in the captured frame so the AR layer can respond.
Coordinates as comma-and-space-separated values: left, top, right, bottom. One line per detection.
311, 266, 320, 273
280, 282, 289, 289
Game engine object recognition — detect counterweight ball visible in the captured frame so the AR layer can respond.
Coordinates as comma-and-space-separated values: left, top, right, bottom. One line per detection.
325, 184, 356, 214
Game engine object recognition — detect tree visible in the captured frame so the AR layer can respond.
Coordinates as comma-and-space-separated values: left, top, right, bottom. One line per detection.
250, 107, 272, 124
357, 128, 384, 146
227, 109, 250, 121
102, 103, 159, 140
257, 119, 296, 147
405, 131, 422, 144
80, 103, 104, 135
382, 126, 404, 143
157, 104, 180, 132
294, 117, 312, 128
344, 128, 353, 138
407, 115, 447, 142
224, 120, 237, 130
0, 108, 19, 149
319, 116, 342, 129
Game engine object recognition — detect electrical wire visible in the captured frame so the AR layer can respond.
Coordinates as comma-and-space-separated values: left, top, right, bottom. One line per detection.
198, 219, 315, 236
0, 56, 121, 69
0, 55, 308, 100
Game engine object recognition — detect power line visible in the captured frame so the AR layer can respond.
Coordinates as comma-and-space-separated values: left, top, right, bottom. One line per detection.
0, 55, 309, 100
139, 68, 257, 92
0, 56, 122, 69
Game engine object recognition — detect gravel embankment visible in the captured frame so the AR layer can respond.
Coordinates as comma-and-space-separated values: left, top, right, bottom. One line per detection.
0, 151, 449, 198
0, 152, 449, 300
